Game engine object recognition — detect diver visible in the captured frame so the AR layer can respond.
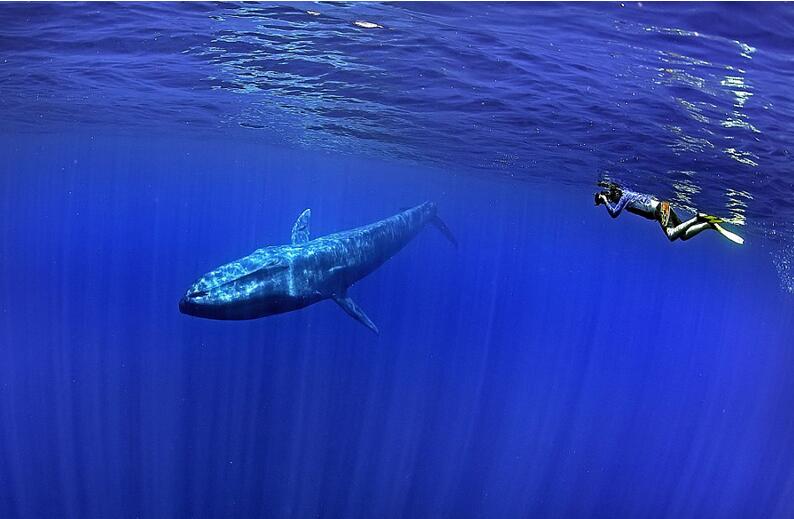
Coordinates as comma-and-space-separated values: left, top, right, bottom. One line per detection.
594, 181, 743, 244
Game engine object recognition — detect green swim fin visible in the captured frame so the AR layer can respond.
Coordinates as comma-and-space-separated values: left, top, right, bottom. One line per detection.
697, 212, 725, 224
696, 212, 743, 244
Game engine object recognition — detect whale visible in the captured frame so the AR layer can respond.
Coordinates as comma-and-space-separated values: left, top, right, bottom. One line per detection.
178, 202, 456, 334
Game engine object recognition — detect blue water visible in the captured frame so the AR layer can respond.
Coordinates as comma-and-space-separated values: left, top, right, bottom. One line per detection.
2, 3, 794, 518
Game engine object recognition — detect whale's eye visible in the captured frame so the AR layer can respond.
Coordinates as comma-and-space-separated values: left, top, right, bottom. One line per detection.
188, 290, 208, 299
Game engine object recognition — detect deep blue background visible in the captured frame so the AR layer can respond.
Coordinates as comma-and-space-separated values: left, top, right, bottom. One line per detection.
2, 133, 793, 518
2, 3, 794, 518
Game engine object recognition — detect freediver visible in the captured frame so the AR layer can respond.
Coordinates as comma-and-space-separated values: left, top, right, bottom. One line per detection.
594, 181, 743, 244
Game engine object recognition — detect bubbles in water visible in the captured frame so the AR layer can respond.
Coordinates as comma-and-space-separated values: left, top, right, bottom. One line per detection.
772, 245, 794, 294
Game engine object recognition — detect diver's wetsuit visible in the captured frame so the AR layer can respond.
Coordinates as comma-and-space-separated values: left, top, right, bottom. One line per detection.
603, 189, 660, 220
603, 189, 708, 241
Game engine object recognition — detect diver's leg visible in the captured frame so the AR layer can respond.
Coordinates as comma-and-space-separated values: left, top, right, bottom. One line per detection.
680, 222, 715, 241
661, 216, 700, 241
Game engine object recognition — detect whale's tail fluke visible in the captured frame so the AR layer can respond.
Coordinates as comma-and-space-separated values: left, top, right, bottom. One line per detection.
402, 203, 458, 248
432, 214, 458, 249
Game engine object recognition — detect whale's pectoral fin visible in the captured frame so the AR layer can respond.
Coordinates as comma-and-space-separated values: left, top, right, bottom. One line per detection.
332, 292, 379, 335
291, 209, 311, 244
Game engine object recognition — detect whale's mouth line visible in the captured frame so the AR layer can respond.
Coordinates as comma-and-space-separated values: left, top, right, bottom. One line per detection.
186, 264, 290, 301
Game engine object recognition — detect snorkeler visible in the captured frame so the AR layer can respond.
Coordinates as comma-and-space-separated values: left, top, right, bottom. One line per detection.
594, 181, 743, 244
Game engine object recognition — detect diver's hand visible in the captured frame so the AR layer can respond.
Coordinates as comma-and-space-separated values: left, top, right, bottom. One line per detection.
594, 193, 606, 206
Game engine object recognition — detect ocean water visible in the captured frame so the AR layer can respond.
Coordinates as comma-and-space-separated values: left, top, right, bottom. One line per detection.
1, 2, 794, 518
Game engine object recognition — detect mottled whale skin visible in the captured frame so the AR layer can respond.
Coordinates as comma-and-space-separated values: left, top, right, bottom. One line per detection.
178, 202, 455, 333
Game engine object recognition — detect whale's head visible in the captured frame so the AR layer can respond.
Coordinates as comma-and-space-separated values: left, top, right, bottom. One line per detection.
179, 247, 300, 320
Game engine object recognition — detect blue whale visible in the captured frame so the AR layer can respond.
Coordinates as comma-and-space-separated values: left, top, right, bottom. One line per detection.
178, 202, 456, 333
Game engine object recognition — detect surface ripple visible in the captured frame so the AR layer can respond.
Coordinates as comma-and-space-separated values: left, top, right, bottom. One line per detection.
2, 2, 794, 288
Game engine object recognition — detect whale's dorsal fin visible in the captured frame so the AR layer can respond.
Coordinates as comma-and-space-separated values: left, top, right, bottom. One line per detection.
332, 290, 379, 335
291, 209, 311, 244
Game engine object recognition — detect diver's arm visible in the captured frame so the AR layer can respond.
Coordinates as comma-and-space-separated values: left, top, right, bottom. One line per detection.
604, 194, 630, 218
